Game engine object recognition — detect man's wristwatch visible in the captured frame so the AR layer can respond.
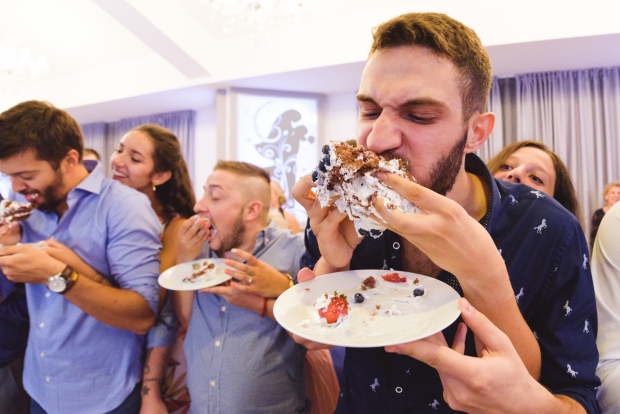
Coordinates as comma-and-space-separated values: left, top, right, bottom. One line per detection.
46, 265, 79, 294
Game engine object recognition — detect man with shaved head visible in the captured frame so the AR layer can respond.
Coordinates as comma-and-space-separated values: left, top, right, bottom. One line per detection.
173, 160, 308, 413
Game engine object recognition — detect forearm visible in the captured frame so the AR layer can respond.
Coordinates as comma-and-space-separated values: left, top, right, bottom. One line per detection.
63, 275, 156, 334
172, 290, 194, 331
462, 276, 541, 379
142, 346, 169, 400
242, 294, 275, 320
511, 384, 586, 414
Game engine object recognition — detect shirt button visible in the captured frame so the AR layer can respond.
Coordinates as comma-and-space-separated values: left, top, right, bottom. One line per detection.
40, 352, 45, 357
45, 292, 51, 298
45, 376, 50, 382
210, 380, 216, 387
39, 322, 45, 328
221, 306, 226, 312
215, 340, 221, 347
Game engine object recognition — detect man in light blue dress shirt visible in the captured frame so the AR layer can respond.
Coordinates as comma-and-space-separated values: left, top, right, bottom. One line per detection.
174, 161, 308, 413
0, 101, 162, 414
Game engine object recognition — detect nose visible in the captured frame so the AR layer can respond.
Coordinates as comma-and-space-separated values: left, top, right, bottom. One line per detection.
11, 177, 27, 193
110, 152, 124, 167
361, 111, 403, 155
193, 197, 209, 215
506, 167, 523, 183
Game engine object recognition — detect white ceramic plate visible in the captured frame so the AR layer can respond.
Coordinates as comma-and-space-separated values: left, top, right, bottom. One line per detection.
158, 258, 232, 291
274, 269, 461, 348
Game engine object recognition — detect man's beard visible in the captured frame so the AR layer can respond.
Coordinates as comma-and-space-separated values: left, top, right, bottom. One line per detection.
28, 169, 64, 212
213, 210, 246, 256
427, 131, 468, 196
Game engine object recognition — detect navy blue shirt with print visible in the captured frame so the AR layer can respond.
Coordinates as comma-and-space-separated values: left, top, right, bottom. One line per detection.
301, 154, 601, 414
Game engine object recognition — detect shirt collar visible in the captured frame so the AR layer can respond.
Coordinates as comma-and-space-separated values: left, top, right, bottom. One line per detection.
72, 162, 106, 196
464, 152, 498, 230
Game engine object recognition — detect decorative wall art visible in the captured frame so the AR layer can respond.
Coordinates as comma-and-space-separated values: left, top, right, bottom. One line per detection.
232, 90, 320, 223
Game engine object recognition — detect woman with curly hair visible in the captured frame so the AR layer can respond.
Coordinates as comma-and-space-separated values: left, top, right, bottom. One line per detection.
111, 124, 195, 413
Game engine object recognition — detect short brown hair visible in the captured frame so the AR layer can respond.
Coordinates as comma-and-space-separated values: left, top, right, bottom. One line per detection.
370, 13, 492, 120
214, 160, 271, 223
487, 140, 581, 222
0, 100, 84, 169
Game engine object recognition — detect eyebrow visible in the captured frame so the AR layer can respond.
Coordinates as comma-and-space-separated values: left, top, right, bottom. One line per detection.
356, 94, 448, 109
129, 149, 145, 159
9, 170, 38, 177
207, 184, 223, 192
118, 142, 144, 159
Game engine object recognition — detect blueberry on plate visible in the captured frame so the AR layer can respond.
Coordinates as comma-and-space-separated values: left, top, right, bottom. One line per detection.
318, 160, 327, 172
413, 285, 425, 297
322, 145, 330, 154
354, 293, 364, 303
358, 228, 369, 236
311, 170, 319, 182
323, 155, 331, 166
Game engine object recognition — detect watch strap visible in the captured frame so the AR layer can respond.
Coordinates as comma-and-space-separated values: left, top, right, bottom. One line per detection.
59, 265, 79, 294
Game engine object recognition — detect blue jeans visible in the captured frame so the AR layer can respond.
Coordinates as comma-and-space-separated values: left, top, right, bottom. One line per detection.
30, 382, 141, 414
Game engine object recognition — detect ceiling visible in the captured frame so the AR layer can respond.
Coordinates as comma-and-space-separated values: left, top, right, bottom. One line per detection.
1, 0, 620, 123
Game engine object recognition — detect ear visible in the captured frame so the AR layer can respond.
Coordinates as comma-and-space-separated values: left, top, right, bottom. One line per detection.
464, 112, 495, 154
244, 200, 263, 222
152, 171, 172, 187
62, 149, 81, 171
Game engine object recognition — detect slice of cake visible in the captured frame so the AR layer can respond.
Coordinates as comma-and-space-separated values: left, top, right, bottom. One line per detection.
182, 260, 216, 284
312, 141, 420, 238
0, 200, 33, 225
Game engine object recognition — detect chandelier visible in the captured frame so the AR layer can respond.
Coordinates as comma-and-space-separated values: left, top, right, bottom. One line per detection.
0, 34, 48, 97
201, 0, 308, 39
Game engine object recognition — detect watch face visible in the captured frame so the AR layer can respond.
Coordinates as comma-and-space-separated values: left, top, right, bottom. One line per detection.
47, 276, 67, 293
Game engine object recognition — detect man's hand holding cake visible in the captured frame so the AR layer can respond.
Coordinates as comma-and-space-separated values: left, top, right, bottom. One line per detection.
0, 200, 32, 245
312, 141, 420, 238
293, 141, 421, 274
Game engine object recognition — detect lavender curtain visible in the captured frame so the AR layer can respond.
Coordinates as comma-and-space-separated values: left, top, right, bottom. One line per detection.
479, 68, 620, 244
81, 110, 195, 180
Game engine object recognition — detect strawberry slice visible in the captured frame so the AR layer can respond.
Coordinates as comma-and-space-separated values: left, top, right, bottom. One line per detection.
318, 293, 349, 324
381, 272, 407, 283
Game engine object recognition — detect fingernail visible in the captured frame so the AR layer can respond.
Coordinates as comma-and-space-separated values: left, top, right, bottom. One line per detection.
231, 248, 236, 253
375, 172, 387, 180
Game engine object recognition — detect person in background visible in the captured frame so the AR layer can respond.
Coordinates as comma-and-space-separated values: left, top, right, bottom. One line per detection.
487, 140, 582, 222
111, 124, 195, 413
293, 12, 599, 413
174, 161, 308, 413
83, 147, 101, 161
591, 201, 620, 412
0, 228, 30, 414
0, 100, 161, 413
590, 181, 620, 248
269, 179, 301, 233
268, 178, 340, 413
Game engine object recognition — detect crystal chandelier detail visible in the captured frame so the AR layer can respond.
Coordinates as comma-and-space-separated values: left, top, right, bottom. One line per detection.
201, 0, 308, 39
0, 34, 48, 97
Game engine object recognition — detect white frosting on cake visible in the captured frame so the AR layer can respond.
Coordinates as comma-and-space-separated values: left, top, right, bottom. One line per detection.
313, 141, 420, 238
0, 200, 33, 225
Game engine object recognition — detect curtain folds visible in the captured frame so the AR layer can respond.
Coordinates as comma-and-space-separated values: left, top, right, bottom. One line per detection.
478, 68, 620, 242
81, 110, 195, 179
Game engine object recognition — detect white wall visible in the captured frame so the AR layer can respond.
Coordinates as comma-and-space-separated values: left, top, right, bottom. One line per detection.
320, 92, 359, 145
192, 107, 218, 198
